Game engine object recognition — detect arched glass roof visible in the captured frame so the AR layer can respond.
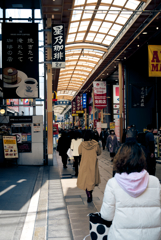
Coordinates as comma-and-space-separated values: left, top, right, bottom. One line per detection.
57, 0, 141, 99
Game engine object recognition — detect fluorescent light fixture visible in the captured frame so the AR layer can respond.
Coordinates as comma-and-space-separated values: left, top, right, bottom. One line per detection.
137, 45, 139, 47
142, 32, 147, 34
124, 57, 126, 59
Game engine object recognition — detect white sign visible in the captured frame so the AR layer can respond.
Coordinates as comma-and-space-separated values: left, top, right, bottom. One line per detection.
52, 62, 65, 68
101, 123, 107, 129
57, 115, 64, 122
113, 85, 119, 104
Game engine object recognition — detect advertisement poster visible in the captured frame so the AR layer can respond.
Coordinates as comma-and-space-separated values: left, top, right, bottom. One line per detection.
115, 118, 120, 141
93, 81, 107, 110
2, 23, 39, 99
3, 136, 18, 158
82, 93, 87, 108
76, 95, 84, 113
53, 123, 59, 135
97, 122, 102, 136
7, 99, 19, 112
52, 24, 65, 68
110, 122, 115, 130
33, 123, 40, 133
148, 45, 161, 77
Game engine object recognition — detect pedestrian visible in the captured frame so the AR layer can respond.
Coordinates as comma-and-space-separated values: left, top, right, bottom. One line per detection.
100, 128, 106, 150
57, 131, 69, 168
93, 128, 99, 142
70, 130, 83, 177
77, 130, 101, 203
100, 141, 161, 240
106, 130, 119, 162
145, 124, 156, 175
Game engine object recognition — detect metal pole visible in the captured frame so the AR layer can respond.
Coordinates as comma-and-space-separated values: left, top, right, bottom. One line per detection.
156, 77, 158, 129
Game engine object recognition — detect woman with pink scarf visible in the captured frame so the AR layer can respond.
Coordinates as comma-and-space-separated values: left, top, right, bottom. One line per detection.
100, 141, 161, 240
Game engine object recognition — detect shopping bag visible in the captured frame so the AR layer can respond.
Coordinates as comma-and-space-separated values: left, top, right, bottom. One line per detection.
67, 148, 73, 158
83, 212, 112, 240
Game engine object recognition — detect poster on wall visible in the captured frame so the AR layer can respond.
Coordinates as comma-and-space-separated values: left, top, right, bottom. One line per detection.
148, 45, 161, 77
93, 81, 107, 110
131, 85, 154, 108
33, 123, 40, 133
52, 24, 65, 68
3, 136, 18, 158
2, 23, 39, 99
7, 99, 19, 112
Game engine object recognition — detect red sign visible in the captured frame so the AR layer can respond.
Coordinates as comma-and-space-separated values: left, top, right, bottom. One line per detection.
94, 119, 98, 128
93, 81, 107, 110
53, 123, 59, 135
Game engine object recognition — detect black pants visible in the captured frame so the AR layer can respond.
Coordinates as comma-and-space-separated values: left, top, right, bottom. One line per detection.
74, 156, 81, 176
147, 154, 156, 176
62, 154, 67, 167
102, 139, 106, 150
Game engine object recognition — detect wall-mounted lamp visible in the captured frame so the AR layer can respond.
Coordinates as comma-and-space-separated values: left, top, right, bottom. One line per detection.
0, 109, 5, 115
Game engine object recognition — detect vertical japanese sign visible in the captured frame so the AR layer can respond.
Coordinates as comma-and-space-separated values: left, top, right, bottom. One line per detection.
82, 93, 87, 108
2, 23, 39, 99
72, 101, 77, 116
76, 95, 83, 113
148, 45, 161, 77
93, 81, 107, 109
131, 85, 154, 108
52, 24, 65, 68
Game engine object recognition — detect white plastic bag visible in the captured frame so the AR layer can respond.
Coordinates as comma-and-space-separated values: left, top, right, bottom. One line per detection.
67, 148, 73, 158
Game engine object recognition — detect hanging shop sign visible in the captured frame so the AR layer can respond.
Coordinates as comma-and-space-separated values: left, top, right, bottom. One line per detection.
82, 93, 87, 108
2, 23, 39, 99
131, 85, 154, 108
93, 81, 107, 110
52, 91, 57, 102
55, 100, 71, 106
52, 24, 65, 68
110, 122, 115, 130
76, 95, 84, 114
148, 45, 161, 77
72, 101, 78, 116
3, 136, 18, 159
7, 99, 19, 112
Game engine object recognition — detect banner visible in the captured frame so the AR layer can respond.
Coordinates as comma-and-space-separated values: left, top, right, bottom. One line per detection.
2, 23, 39, 99
82, 93, 87, 108
131, 85, 154, 108
148, 45, 161, 77
76, 95, 84, 114
72, 101, 78, 116
93, 81, 107, 110
52, 24, 65, 68
115, 118, 120, 141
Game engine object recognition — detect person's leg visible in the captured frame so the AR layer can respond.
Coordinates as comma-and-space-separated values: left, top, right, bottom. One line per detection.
74, 156, 79, 176
62, 154, 67, 168
86, 189, 93, 203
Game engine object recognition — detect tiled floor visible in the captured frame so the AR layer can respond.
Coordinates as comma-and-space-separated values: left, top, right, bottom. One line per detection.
0, 149, 161, 240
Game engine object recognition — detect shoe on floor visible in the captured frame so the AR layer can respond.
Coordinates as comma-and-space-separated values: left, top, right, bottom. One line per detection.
63, 165, 67, 168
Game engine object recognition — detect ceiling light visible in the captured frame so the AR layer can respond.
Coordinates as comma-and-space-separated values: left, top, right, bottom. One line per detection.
124, 57, 126, 59
102, 74, 105, 75
156, 27, 159, 30
114, 66, 116, 68
137, 45, 140, 47
107, 73, 108, 75
142, 32, 147, 34
53, 8, 59, 11
117, 59, 120, 61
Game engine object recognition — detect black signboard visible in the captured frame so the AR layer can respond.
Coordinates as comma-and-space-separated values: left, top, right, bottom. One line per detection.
132, 85, 155, 108
9, 116, 32, 123
52, 24, 65, 68
2, 23, 39, 99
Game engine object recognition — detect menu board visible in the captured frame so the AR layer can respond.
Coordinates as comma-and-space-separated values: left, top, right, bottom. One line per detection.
3, 136, 18, 158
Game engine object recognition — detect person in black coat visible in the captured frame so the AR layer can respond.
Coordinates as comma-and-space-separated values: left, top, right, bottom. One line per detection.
57, 131, 70, 168
100, 128, 107, 150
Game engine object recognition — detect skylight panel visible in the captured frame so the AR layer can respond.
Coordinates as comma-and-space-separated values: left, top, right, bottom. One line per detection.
95, 6, 109, 20
116, 15, 128, 24
67, 34, 76, 42
90, 21, 102, 31
82, 6, 95, 19
101, 0, 112, 3
125, 0, 140, 10
113, 0, 126, 7
105, 14, 117, 22
108, 29, 118, 36
86, 33, 96, 41
76, 33, 85, 41
102, 39, 111, 45
72, 7, 83, 21
74, 0, 85, 6
94, 33, 105, 43
99, 22, 112, 33
112, 24, 122, 31
87, 0, 98, 3
69, 22, 79, 33
105, 35, 114, 41
78, 21, 90, 31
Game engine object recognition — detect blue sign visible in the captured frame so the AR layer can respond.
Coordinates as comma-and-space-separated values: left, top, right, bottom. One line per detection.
55, 101, 71, 105
82, 93, 87, 108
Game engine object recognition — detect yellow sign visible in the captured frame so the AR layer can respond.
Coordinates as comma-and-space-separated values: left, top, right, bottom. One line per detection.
52, 91, 57, 99
76, 111, 84, 114
110, 122, 115, 130
72, 114, 78, 116
3, 136, 18, 159
148, 45, 161, 77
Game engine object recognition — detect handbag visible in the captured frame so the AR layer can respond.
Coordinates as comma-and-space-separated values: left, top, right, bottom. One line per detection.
67, 148, 73, 158
83, 212, 112, 240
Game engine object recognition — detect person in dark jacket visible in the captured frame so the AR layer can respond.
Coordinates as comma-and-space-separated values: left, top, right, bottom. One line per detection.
145, 124, 155, 176
100, 128, 106, 150
106, 130, 119, 162
57, 131, 70, 168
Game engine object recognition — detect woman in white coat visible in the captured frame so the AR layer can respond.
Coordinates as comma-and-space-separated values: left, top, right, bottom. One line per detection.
100, 141, 161, 240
